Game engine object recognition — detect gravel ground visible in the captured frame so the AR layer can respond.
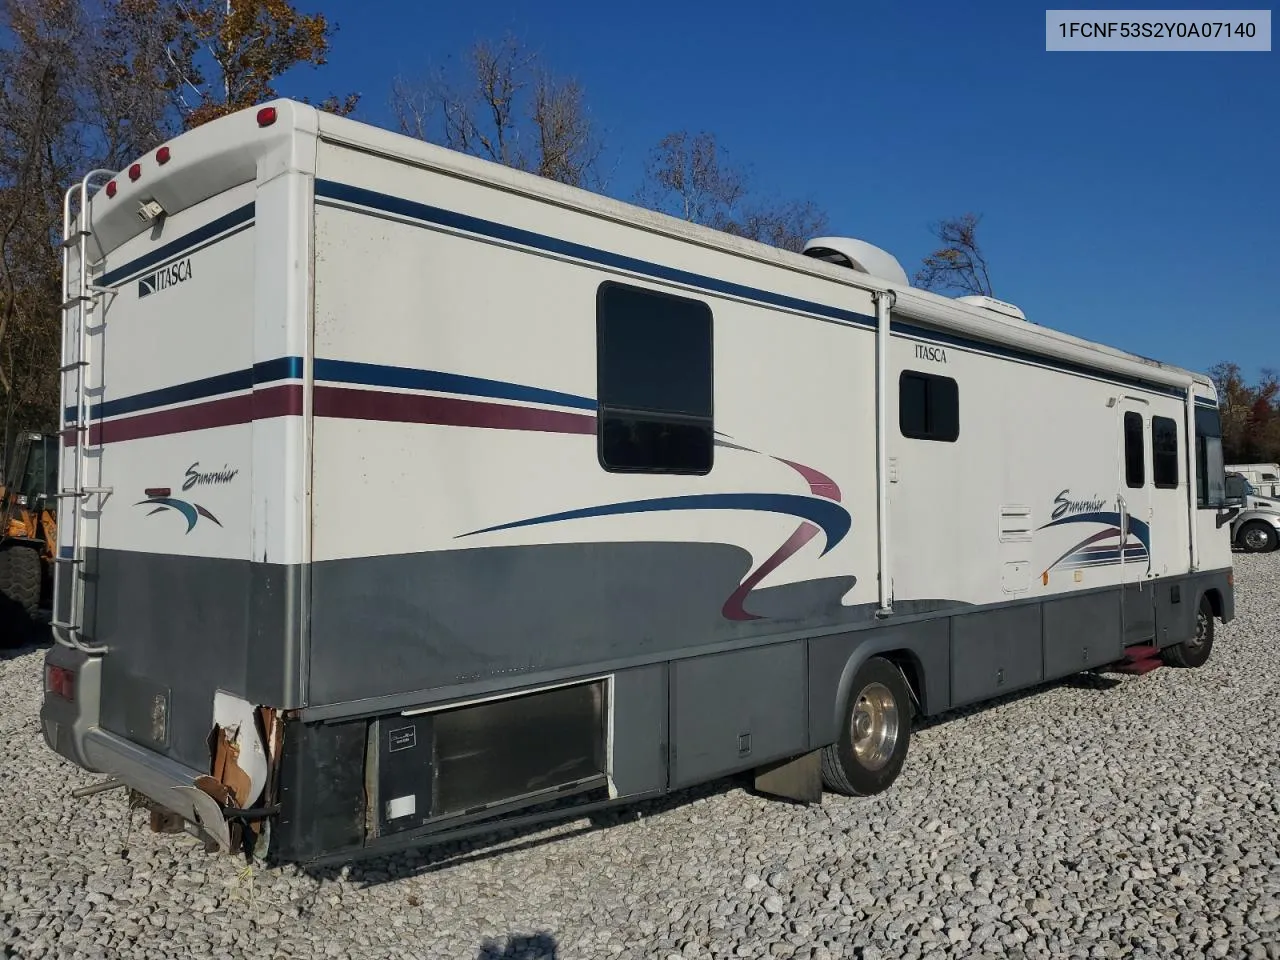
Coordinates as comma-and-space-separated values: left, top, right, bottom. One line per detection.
4, 554, 1279, 960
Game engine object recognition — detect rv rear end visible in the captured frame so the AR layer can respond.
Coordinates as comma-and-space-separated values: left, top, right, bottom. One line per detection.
41, 103, 316, 854
41, 102, 628, 861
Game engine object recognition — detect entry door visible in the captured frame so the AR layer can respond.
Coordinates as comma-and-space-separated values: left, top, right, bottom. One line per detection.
1118, 401, 1155, 644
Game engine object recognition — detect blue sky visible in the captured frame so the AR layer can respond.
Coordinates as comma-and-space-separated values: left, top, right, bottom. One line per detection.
288, 0, 1277, 383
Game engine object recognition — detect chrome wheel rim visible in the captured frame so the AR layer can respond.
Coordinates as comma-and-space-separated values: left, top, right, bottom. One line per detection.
851, 682, 899, 771
1244, 527, 1270, 551
1187, 609, 1208, 650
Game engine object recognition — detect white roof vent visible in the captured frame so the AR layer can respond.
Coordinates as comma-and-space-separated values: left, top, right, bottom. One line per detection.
802, 236, 910, 287
955, 294, 1027, 322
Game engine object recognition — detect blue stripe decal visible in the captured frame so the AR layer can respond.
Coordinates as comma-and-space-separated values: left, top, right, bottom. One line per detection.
456, 492, 852, 556
64, 356, 301, 423
315, 180, 880, 331
893, 321, 1185, 400
99, 203, 255, 287
313, 358, 596, 411
316, 179, 1201, 401
1041, 510, 1152, 549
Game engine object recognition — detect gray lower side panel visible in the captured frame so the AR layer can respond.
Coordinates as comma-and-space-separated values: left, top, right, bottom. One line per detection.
78, 549, 300, 770
670, 642, 807, 789
308, 542, 878, 707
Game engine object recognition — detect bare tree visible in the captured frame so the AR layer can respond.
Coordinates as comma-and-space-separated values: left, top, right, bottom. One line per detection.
634, 129, 746, 228
913, 212, 994, 296
390, 33, 605, 190
722, 198, 829, 254
635, 129, 829, 253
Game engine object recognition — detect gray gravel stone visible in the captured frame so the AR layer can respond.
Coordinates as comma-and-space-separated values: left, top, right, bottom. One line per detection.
3, 555, 1280, 959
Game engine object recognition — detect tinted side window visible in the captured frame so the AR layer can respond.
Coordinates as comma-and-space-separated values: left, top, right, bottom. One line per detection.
1195, 406, 1225, 508
1124, 412, 1144, 488
1151, 415, 1178, 489
899, 371, 959, 442
597, 282, 713, 474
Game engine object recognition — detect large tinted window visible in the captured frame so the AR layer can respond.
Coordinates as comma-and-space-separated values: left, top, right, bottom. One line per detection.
899, 371, 959, 442
597, 282, 713, 474
1195, 406, 1226, 508
1151, 415, 1178, 489
1124, 412, 1144, 488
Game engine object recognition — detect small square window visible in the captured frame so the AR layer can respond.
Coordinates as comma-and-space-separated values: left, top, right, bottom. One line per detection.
899, 371, 959, 442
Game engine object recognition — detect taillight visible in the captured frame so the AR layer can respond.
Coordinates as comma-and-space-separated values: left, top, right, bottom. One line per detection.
45, 664, 75, 702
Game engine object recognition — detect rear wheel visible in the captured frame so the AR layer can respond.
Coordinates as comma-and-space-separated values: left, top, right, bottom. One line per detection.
0, 543, 42, 648
1238, 521, 1278, 553
1162, 595, 1214, 669
821, 656, 913, 796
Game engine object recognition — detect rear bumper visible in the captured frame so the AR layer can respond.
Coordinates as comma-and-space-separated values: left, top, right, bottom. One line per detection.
40, 644, 231, 851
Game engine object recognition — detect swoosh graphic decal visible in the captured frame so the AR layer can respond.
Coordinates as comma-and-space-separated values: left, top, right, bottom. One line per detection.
136, 497, 199, 533
722, 523, 821, 621
457, 493, 852, 557
1038, 512, 1151, 575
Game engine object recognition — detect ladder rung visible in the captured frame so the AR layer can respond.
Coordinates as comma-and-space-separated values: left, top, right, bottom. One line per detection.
60, 360, 88, 372
61, 295, 97, 309
60, 231, 91, 249
55, 557, 82, 565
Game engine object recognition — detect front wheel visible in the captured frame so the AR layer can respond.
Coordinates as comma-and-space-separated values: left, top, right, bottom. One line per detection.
1237, 520, 1279, 553
821, 656, 913, 796
1162, 596, 1215, 669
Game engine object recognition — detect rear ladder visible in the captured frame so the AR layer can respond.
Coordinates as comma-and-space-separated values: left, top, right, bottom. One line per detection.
52, 170, 115, 656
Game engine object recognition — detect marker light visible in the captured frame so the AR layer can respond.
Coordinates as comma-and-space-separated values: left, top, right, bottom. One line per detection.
257, 106, 277, 127
156, 146, 171, 165
105, 181, 117, 198
128, 163, 141, 181
45, 663, 75, 702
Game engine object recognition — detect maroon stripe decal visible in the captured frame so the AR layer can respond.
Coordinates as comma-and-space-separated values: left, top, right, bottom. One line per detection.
64, 385, 303, 447
722, 522, 821, 621
314, 385, 597, 435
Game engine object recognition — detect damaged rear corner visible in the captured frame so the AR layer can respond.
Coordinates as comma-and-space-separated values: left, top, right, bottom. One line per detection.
268, 676, 615, 864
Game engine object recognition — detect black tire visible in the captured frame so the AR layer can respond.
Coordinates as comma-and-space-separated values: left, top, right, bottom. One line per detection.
1162, 595, 1214, 669
1237, 521, 1279, 553
0, 543, 42, 648
821, 656, 913, 797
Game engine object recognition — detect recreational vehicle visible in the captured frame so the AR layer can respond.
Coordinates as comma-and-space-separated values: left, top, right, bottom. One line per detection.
1227, 463, 1280, 499
41, 101, 1235, 865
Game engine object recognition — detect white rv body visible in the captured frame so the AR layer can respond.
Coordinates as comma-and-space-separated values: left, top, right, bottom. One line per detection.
42, 102, 1236, 863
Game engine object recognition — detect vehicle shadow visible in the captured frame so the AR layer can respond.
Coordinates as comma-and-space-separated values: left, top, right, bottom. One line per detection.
475, 931, 559, 959
295, 775, 738, 889
0, 604, 52, 659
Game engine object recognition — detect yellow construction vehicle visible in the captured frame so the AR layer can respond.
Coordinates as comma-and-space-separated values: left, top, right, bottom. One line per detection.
0, 431, 58, 646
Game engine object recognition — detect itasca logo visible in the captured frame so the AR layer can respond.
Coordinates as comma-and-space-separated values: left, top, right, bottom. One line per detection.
138, 258, 192, 299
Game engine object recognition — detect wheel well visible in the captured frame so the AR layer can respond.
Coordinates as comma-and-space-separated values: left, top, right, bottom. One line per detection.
1202, 588, 1224, 621
878, 649, 925, 714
